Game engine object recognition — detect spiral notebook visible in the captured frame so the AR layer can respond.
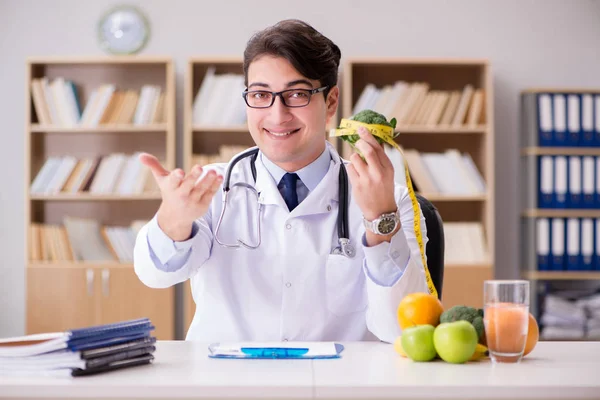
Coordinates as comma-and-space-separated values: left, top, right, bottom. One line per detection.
0, 318, 154, 357
0, 318, 156, 377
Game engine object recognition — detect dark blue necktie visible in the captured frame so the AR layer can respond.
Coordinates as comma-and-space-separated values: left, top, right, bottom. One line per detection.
281, 173, 299, 211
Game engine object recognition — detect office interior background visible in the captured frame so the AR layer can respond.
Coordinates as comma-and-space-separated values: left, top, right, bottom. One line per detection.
1, 0, 600, 341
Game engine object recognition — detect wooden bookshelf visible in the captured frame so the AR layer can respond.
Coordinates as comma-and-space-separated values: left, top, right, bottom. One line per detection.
25, 56, 176, 340
339, 57, 495, 309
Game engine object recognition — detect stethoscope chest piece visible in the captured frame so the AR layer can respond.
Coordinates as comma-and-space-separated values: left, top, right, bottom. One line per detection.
332, 238, 355, 258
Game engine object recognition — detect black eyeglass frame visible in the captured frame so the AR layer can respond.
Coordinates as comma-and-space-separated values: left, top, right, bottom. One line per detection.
241, 86, 329, 108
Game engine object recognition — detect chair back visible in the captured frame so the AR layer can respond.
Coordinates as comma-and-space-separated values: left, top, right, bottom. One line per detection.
416, 193, 445, 300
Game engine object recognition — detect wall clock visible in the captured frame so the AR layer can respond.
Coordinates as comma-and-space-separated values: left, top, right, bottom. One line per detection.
98, 5, 150, 55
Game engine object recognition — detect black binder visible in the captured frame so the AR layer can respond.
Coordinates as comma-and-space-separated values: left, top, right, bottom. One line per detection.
71, 353, 155, 377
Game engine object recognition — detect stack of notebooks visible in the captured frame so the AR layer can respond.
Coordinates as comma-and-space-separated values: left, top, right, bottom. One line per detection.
0, 318, 156, 377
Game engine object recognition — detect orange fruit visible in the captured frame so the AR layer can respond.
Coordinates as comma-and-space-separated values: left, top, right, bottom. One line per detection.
523, 313, 539, 356
397, 292, 444, 329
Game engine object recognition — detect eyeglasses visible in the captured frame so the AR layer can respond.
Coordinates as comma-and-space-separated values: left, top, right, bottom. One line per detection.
242, 86, 329, 109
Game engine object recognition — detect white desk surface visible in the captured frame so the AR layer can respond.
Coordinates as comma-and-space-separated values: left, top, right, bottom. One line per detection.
0, 341, 599, 400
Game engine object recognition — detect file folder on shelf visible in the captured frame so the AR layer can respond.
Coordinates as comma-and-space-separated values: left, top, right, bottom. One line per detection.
553, 94, 567, 146
581, 94, 594, 147
567, 94, 581, 147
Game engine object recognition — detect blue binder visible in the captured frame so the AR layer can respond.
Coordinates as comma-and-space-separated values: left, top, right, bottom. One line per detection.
580, 94, 594, 147
565, 218, 581, 271
538, 156, 554, 208
553, 94, 567, 146
554, 156, 568, 208
595, 219, 600, 271
582, 156, 595, 209
67, 318, 154, 351
568, 156, 582, 209
596, 157, 600, 208
581, 218, 594, 271
0, 318, 155, 357
594, 95, 600, 147
537, 93, 554, 147
566, 94, 581, 147
550, 218, 565, 271
537, 218, 550, 271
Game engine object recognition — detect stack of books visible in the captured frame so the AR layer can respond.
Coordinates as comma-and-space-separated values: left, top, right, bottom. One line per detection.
0, 318, 156, 377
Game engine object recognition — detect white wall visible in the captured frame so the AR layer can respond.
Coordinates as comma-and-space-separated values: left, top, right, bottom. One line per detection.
1, 0, 599, 337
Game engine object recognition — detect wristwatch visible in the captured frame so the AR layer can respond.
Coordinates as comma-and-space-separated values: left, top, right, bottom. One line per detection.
363, 209, 400, 235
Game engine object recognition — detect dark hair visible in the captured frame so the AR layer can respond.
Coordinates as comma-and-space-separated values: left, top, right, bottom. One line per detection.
243, 19, 341, 98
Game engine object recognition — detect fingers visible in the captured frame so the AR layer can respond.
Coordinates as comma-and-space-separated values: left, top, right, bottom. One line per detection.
139, 153, 169, 179
354, 128, 385, 170
178, 165, 204, 195
191, 170, 223, 201
346, 162, 359, 186
197, 176, 223, 207
349, 152, 367, 177
166, 168, 185, 190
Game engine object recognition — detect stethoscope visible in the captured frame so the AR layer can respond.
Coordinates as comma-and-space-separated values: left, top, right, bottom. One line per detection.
214, 147, 356, 258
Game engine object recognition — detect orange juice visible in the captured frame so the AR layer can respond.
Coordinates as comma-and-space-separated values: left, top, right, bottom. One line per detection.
484, 302, 529, 363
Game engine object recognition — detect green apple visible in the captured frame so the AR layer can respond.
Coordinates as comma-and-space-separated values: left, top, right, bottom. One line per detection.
400, 324, 437, 362
433, 321, 478, 364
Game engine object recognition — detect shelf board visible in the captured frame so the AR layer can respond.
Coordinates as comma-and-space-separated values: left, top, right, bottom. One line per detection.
192, 125, 248, 133
30, 194, 161, 201
394, 125, 487, 134
28, 262, 132, 269
345, 57, 490, 66
27, 56, 172, 65
521, 88, 600, 94
30, 124, 168, 133
523, 209, 600, 218
445, 263, 493, 269
521, 147, 600, 156
523, 271, 600, 280
419, 193, 488, 202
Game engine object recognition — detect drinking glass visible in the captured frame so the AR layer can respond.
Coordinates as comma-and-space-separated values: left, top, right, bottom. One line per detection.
483, 280, 530, 363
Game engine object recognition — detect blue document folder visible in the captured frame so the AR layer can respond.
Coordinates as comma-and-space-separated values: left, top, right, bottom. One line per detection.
208, 342, 344, 359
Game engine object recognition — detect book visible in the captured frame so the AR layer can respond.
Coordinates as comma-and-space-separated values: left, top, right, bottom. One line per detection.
0, 318, 156, 377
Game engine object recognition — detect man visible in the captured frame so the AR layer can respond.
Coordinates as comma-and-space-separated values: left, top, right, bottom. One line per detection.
134, 19, 429, 344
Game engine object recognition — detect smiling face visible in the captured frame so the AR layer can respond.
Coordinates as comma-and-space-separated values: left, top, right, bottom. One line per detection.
246, 55, 339, 172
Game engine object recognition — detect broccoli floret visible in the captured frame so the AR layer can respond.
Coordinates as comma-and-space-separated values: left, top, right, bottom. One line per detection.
340, 109, 397, 146
439, 305, 485, 340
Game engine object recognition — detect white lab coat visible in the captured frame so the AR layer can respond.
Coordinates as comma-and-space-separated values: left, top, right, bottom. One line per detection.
133, 143, 429, 343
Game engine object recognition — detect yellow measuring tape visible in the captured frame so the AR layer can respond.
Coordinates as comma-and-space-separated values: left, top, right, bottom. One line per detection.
330, 118, 438, 298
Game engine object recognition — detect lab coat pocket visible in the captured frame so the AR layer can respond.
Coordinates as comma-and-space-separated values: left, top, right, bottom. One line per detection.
325, 254, 368, 317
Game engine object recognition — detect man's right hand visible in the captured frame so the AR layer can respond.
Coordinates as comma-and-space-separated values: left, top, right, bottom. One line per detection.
139, 153, 223, 241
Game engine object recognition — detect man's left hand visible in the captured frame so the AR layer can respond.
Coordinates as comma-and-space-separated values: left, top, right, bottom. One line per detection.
346, 127, 400, 245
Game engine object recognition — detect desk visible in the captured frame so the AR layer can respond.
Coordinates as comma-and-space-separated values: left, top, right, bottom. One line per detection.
0, 341, 598, 399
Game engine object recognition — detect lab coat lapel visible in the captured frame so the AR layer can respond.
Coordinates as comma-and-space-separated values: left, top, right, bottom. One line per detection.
253, 157, 289, 209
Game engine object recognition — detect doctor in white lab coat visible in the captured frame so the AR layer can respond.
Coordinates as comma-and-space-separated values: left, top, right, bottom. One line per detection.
133, 19, 430, 344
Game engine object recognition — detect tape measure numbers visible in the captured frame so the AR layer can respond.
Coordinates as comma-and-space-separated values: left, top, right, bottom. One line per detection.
331, 118, 438, 298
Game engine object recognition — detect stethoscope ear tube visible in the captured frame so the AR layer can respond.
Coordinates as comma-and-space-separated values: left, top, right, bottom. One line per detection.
223, 146, 260, 191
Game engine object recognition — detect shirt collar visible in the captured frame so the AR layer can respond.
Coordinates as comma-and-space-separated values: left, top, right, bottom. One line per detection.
259, 145, 331, 192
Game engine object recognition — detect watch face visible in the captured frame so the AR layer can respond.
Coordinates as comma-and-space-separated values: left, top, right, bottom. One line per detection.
377, 217, 396, 235
98, 6, 150, 54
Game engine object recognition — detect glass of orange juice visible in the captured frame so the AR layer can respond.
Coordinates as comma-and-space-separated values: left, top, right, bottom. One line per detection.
483, 280, 530, 363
